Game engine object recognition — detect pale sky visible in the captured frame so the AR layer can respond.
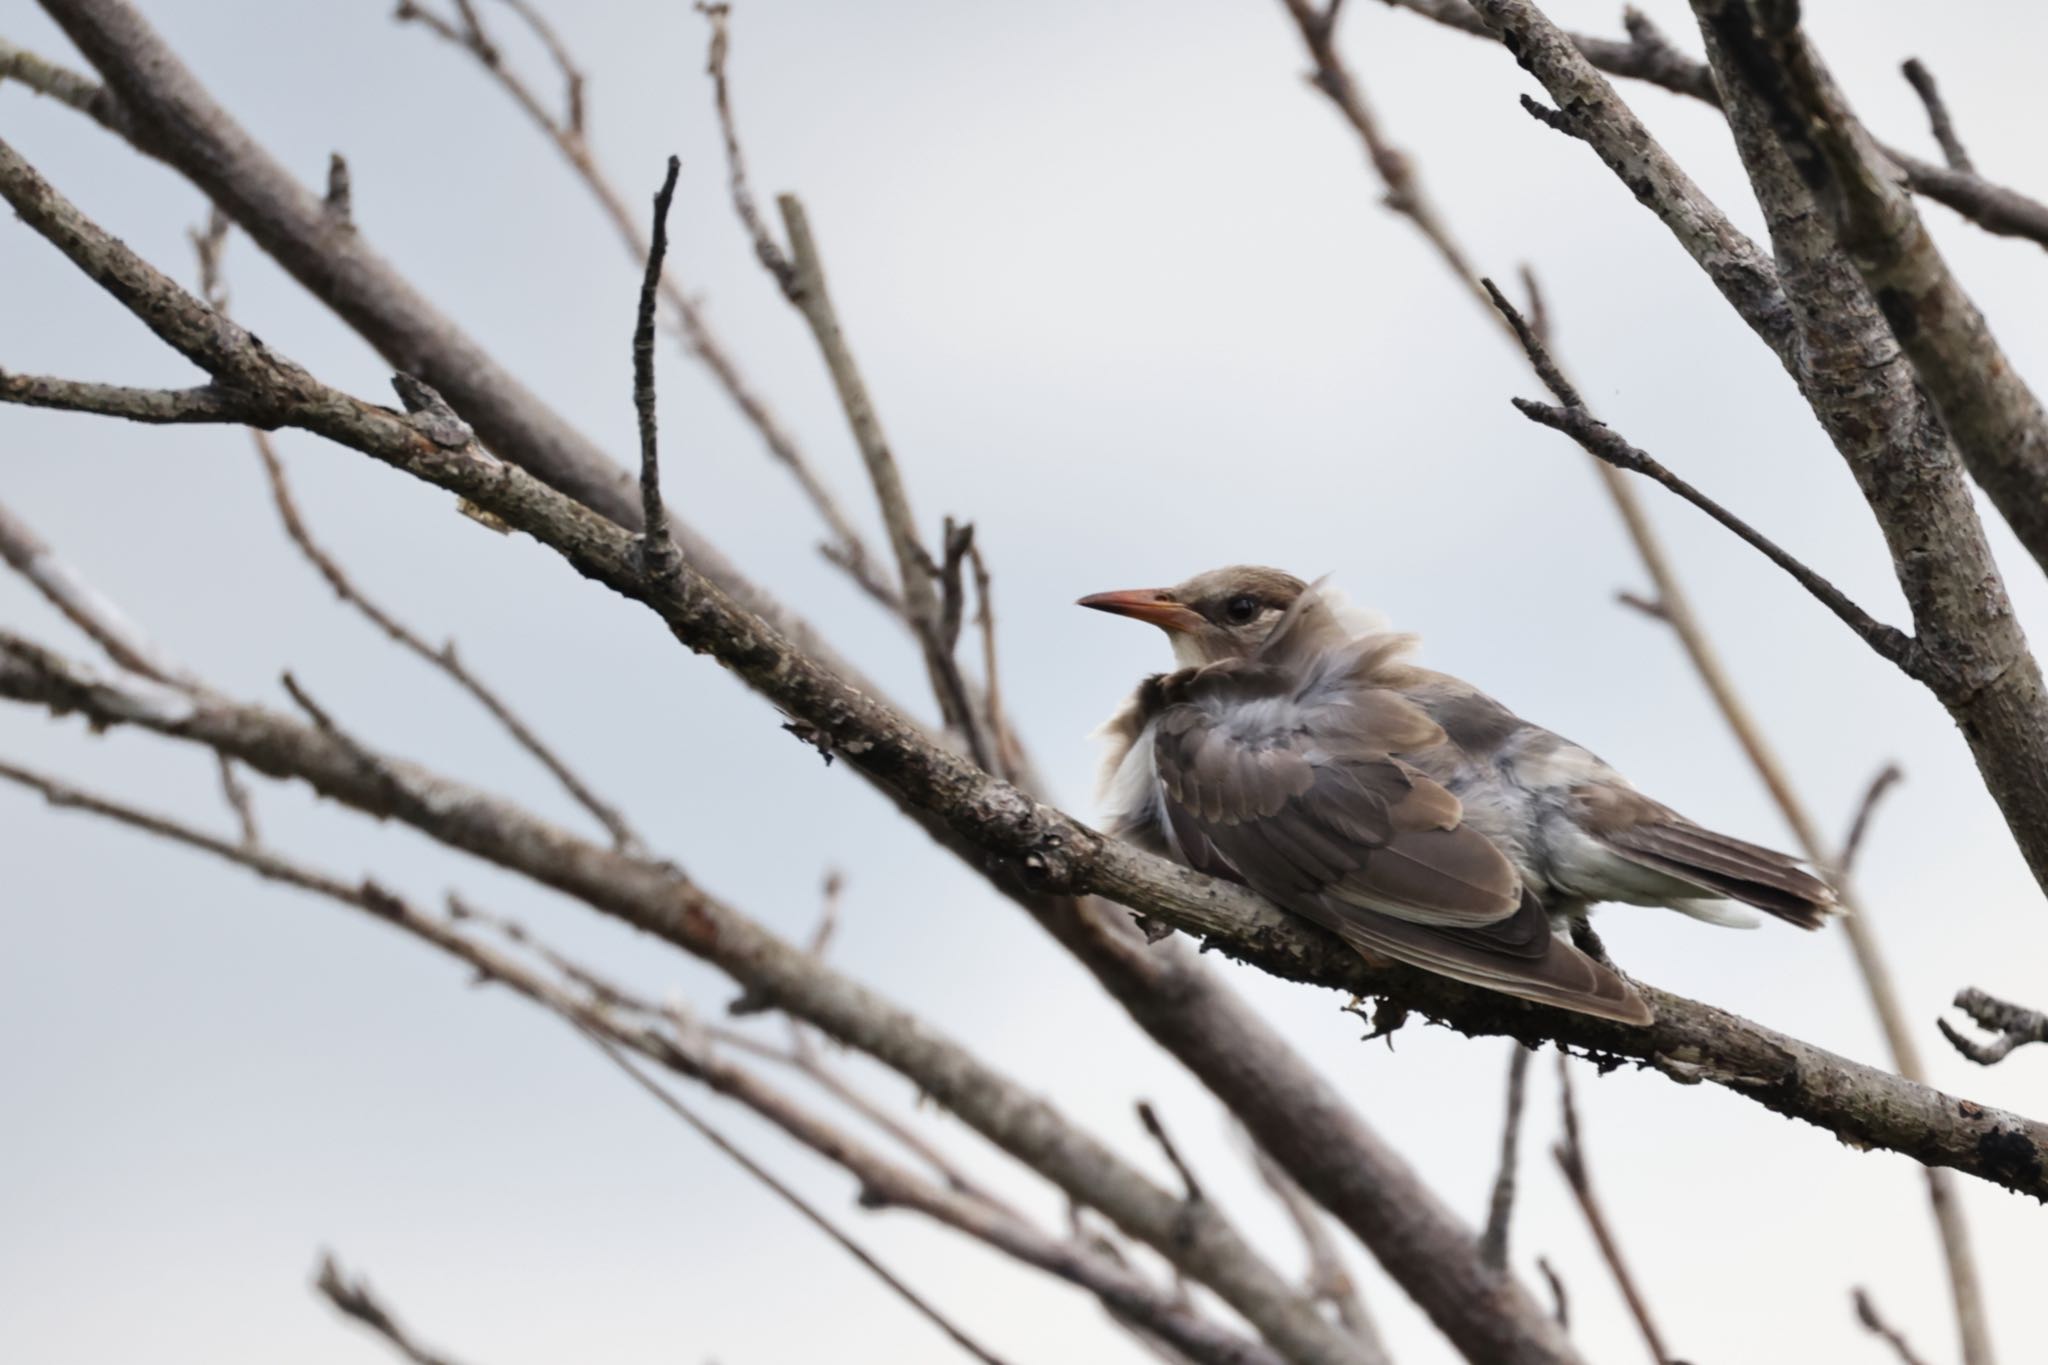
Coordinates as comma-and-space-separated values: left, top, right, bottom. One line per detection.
3, 2, 2047, 1363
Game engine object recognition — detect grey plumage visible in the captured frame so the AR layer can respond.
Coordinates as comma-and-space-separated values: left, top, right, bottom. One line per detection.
1082, 567, 1837, 1026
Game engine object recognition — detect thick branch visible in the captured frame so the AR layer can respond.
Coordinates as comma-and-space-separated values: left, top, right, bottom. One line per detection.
1378, 0, 2048, 250
1699, 1, 2048, 580
587, 1033, 1014, 1365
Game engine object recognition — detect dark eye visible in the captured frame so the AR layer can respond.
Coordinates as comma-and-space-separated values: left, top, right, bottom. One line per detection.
1224, 595, 1260, 624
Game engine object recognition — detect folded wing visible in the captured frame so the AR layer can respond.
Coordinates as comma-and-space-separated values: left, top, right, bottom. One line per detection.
1151, 659, 1653, 1025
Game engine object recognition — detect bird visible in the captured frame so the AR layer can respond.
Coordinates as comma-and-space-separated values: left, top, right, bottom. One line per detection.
1078, 565, 1837, 1025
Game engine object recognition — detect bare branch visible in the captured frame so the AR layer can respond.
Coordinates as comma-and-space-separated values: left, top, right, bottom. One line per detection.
215, 752, 260, 846
324, 152, 352, 227
0, 37, 134, 136
1940, 989, 2048, 1067
1701, 1, 2048, 581
1478, 1043, 1532, 1274
251, 432, 643, 851
585, 1029, 1015, 1365
0, 498, 199, 687
1536, 1258, 1568, 1331
1378, 0, 2048, 250
315, 1254, 472, 1365
1854, 1287, 1936, 1365
1900, 59, 1973, 173
1138, 1102, 1206, 1205
1509, 397, 1919, 676
691, 6, 991, 768
634, 154, 682, 580
0, 371, 253, 425
1838, 763, 1904, 877
0, 753, 1277, 1365
394, 0, 892, 607
1553, 1057, 1672, 1365
1249, 1141, 1388, 1360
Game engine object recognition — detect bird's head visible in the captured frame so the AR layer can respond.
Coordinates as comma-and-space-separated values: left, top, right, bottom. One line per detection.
1078, 565, 1329, 667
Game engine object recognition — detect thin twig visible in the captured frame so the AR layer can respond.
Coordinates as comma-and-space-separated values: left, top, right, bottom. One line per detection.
1838, 763, 1904, 877
1479, 1042, 1532, 1274
583, 1027, 1015, 1365
392, 0, 895, 608
634, 154, 682, 579
252, 435, 643, 851
1137, 1102, 1204, 1205
1481, 279, 1920, 679
1536, 1258, 1569, 1332
694, 2, 796, 294
965, 539, 1016, 781
324, 152, 352, 226
1901, 59, 1975, 174
0, 498, 199, 688
1554, 1056, 1670, 1365
1940, 988, 2048, 1067
692, 6, 991, 768
1854, 1287, 1936, 1365
315, 1254, 472, 1365
215, 752, 260, 846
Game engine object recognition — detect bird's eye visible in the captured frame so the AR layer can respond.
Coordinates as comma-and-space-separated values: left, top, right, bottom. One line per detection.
1224, 595, 1260, 624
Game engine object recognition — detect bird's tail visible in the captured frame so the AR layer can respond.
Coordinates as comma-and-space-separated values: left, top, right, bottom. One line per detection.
1598, 818, 1838, 930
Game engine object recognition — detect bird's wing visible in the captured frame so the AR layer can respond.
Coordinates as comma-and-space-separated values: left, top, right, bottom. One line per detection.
1151, 667, 1521, 927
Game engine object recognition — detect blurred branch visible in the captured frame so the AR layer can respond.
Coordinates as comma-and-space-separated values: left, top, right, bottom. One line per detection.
696, 5, 991, 771
315, 1255, 473, 1365
1940, 989, 2048, 1067
1854, 1287, 1936, 1365
1838, 764, 1904, 877
390, 0, 895, 608
0, 497, 199, 688
1478, 1042, 1531, 1274
1249, 1141, 1387, 1360
1900, 59, 1974, 173
1553, 1058, 1672, 1365
0, 755, 1284, 1365
584, 1030, 1016, 1365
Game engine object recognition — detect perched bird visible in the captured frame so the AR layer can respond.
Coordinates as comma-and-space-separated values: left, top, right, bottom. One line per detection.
1080, 566, 1836, 1025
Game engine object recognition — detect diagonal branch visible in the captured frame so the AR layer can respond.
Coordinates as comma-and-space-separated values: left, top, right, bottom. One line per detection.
0, 755, 1277, 1365
584, 1031, 1015, 1365
315, 1255, 473, 1365
1507, 397, 1919, 676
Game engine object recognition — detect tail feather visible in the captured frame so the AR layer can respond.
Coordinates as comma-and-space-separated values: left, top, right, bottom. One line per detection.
1603, 820, 1837, 930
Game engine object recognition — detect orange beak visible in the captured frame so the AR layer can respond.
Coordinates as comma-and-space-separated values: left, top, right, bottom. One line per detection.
1076, 588, 1205, 634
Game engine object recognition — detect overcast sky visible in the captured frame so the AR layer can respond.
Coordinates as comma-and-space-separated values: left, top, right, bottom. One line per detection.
4, 2, 2048, 1363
